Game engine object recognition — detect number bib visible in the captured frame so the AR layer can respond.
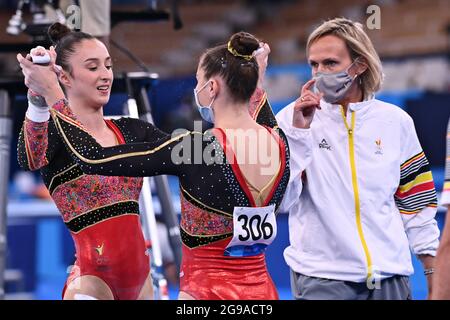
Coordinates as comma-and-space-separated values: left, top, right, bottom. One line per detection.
224, 204, 277, 257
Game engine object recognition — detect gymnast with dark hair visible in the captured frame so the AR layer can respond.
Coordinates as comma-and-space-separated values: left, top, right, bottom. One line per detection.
18, 30, 311, 299
16, 23, 164, 300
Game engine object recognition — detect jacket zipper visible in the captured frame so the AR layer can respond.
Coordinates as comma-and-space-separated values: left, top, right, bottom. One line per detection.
340, 107, 373, 280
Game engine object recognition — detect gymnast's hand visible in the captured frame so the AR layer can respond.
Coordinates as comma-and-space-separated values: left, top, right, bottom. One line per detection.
16, 46, 63, 101
254, 42, 270, 89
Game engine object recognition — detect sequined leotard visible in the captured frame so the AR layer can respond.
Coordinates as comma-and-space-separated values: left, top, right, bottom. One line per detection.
17, 101, 167, 299
49, 89, 291, 300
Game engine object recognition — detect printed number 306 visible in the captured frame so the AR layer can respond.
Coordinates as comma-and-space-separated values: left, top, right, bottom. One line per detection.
237, 213, 273, 241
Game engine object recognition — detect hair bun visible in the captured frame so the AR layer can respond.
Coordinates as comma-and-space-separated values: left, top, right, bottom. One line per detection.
228, 31, 260, 58
48, 22, 71, 45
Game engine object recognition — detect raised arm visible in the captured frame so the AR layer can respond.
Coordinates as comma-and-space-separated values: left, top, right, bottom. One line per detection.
247, 42, 279, 128
115, 117, 169, 144
273, 79, 320, 212
17, 90, 62, 171
50, 99, 194, 178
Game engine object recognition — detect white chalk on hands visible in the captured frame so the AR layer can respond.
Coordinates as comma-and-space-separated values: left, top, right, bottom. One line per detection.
253, 47, 265, 57
31, 52, 50, 64
74, 293, 98, 300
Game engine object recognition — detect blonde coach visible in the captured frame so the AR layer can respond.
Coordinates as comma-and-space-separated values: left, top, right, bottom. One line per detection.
276, 18, 439, 300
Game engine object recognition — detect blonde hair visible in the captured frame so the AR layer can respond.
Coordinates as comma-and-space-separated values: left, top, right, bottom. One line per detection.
306, 17, 383, 99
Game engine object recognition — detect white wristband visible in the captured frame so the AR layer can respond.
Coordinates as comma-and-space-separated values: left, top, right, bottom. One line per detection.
26, 101, 50, 122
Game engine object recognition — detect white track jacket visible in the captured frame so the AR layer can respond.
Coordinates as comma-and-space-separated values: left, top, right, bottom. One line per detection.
276, 98, 439, 282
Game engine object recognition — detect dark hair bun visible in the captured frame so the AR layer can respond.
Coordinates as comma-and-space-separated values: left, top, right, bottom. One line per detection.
48, 22, 71, 45
229, 31, 260, 57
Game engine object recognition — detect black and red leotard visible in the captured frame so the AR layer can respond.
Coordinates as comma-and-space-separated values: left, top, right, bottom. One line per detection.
49, 89, 291, 300
17, 101, 167, 299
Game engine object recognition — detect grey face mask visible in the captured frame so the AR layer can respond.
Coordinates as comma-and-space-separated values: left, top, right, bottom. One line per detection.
313, 59, 359, 104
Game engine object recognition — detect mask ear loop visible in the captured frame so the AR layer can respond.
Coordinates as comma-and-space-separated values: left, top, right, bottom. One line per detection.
352, 58, 364, 95
208, 96, 216, 112
207, 81, 216, 110
196, 80, 211, 95
352, 57, 365, 85
349, 57, 362, 82
347, 57, 359, 73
